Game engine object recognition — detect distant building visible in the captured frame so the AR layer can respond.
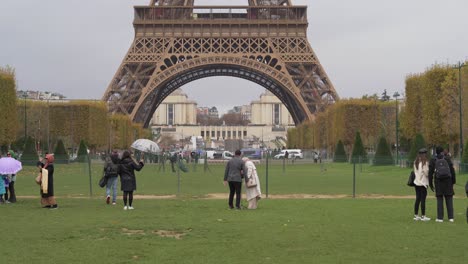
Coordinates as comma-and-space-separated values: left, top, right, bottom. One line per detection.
151, 89, 294, 147
17, 90, 66, 100
250, 90, 294, 126
150, 89, 197, 126
228, 105, 251, 121
208, 107, 219, 119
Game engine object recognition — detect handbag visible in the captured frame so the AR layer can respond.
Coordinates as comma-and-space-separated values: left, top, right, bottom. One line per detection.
407, 171, 416, 187
246, 176, 257, 188
35, 173, 42, 185
99, 175, 108, 188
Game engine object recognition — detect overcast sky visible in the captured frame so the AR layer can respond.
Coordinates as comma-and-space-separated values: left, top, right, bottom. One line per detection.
1, 0, 467, 114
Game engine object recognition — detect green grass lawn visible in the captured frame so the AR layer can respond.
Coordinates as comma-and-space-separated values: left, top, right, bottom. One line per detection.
2, 162, 467, 263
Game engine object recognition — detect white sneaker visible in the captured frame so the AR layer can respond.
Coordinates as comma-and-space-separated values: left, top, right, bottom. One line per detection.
421, 216, 431, 221
413, 215, 421, 221
449, 219, 454, 223
128, 206, 134, 210
124, 206, 128, 210
435, 219, 443, 223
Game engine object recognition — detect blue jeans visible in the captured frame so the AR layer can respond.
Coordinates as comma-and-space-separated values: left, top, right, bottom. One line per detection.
106, 177, 118, 203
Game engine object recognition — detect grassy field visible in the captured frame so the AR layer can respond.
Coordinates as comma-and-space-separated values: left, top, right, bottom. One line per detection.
1, 161, 467, 264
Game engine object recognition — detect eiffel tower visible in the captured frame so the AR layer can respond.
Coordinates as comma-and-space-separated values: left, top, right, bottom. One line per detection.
102, 0, 339, 127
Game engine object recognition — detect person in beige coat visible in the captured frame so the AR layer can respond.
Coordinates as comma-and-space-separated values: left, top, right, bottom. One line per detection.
242, 157, 261, 209
412, 148, 430, 221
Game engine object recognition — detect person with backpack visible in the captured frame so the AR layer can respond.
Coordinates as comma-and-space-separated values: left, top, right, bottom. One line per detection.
412, 148, 431, 221
104, 151, 120, 205
428, 146, 456, 222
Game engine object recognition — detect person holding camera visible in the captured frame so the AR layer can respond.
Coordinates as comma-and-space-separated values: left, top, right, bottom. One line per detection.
119, 150, 144, 210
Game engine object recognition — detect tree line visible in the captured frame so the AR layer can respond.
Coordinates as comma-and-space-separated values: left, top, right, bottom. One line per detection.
0, 67, 151, 156
288, 62, 468, 164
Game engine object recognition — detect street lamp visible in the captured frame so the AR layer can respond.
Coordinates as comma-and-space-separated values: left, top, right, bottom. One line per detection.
393, 92, 400, 166
23, 94, 27, 140
453, 61, 466, 162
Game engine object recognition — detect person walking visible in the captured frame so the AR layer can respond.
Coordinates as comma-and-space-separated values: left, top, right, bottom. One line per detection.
40, 154, 58, 209
5, 151, 17, 203
104, 151, 120, 205
428, 146, 456, 222
242, 157, 261, 209
412, 148, 430, 221
119, 150, 144, 210
223, 150, 245, 209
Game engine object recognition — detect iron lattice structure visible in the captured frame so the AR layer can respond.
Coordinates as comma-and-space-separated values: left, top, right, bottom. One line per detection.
103, 0, 339, 127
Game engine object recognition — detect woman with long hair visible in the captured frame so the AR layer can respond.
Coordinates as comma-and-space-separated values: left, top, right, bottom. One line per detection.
412, 148, 430, 221
119, 150, 144, 210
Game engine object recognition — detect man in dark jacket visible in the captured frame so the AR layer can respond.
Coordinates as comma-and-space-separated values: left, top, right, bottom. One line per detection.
428, 146, 456, 222
223, 150, 246, 209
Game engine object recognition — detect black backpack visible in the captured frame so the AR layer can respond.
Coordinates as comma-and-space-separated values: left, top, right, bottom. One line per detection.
105, 162, 119, 177
435, 157, 451, 179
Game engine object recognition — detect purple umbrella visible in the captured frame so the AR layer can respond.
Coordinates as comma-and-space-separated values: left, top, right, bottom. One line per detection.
0, 157, 22, 174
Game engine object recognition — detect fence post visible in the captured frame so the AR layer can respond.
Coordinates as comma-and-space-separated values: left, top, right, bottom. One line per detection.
266, 151, 269, 199
177, 154, 181, 195
282, 157, 286, 175
353, 159, 356, 199
87, 152, 93, 197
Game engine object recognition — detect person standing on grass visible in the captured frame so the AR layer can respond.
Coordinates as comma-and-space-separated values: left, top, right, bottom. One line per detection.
242, 157, 261, 209
428, 146, 456, 223
5, 151, 17, 203
40, 154, 58, 209
412, 148, 430, 221
104, 151, 120, 205
119, 150, 144, 210
223, 150, 245, 210
0, 173, 6, 204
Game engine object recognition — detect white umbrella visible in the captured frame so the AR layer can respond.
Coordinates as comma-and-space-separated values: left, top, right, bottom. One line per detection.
131, 139, 161, 154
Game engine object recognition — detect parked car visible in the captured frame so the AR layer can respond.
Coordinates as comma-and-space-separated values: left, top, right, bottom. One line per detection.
213, 151, 234, 160
241, 148, 262, 159
274, 149, 303, 159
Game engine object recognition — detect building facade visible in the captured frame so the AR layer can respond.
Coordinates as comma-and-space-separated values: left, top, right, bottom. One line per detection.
250, 90, 294, 126
150, 89, 197, 126
151, 89, 294, 145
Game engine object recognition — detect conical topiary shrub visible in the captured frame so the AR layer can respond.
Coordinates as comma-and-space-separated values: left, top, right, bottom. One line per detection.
21, 136, 38, 165
351, 131, 367, 163
54, 139, 69, 163
373, 136, 394, 165
77, 140, 88, 163
407, 133, 426, 166
334, 140, 347, 162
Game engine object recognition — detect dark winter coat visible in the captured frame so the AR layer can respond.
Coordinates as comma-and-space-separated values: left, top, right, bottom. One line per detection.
119, 157, 144, 192
428, 154, 456, 196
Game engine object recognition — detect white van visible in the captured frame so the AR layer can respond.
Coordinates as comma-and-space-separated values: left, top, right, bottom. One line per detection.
274, 149, 303, 159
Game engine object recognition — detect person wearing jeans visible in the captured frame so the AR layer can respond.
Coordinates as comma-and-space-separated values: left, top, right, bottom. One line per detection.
104, 151, 120, 205
106, 176, 118, 205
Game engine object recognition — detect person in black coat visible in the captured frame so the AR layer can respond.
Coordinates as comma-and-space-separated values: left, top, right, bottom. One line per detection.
428, 146, 456, 222
119, 150, 144, 210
